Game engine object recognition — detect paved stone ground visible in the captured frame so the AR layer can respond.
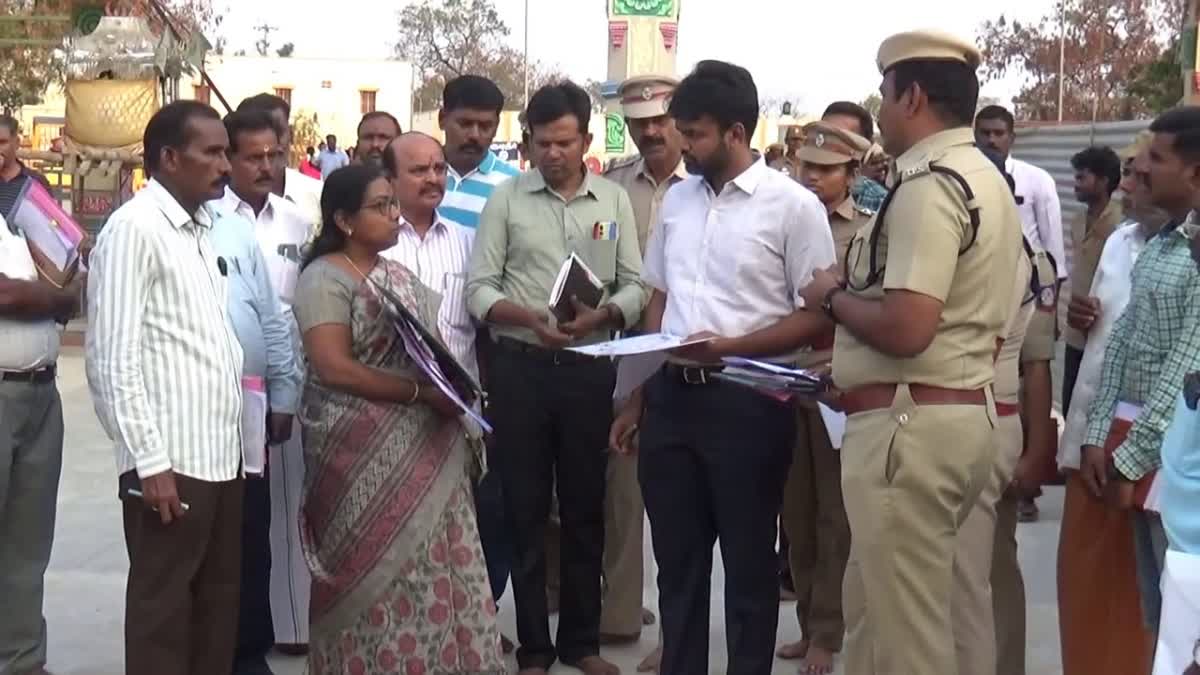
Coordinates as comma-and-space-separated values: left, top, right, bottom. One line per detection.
43, 351, 1064, 674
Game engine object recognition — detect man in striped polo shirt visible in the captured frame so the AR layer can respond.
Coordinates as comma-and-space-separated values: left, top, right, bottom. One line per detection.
438, 74, 519, 651
438, 75, 520, 230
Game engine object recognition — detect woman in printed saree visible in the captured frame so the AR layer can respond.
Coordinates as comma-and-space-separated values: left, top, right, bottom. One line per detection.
292, 164, 506, 675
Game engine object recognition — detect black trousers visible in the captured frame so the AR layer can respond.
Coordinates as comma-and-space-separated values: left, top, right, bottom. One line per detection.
640, 371, 796, 675
234, 473, 274, 673
488, 342, 615, 670
1063, 344, 1085, 416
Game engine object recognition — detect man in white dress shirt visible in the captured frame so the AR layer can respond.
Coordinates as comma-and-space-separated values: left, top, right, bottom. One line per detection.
214, 109, 310, 674
380, 133, 478, 379
236, 94, 323, 230
232, 96, 321, 657
0, 208, 83, 675
609, 60, 836, 675
87, 100, 246, 675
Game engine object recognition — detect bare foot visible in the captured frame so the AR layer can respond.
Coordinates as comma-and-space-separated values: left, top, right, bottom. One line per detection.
500, 633, 515, 654
803, 645, 835, 674
641, 607, 656, 625
777, 639, 809, 660
637, 646, 662, 673
572, 654, 620, 675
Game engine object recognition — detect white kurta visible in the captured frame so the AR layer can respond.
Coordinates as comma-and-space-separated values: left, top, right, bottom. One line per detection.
220, 189, 313, 643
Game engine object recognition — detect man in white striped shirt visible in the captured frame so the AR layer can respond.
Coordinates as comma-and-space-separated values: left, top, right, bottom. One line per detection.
381, 133, 477, 379
86, 101, 247, 675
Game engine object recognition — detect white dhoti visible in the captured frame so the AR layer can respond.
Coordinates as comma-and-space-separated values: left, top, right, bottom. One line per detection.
1152, 549, 1200, 675
269, 420, 310, 644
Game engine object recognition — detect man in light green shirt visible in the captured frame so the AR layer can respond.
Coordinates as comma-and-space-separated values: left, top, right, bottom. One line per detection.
466, 80, 642, 675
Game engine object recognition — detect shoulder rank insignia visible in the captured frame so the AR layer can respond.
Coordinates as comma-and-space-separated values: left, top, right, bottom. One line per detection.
900, 161, 931, 179
855, 205, 875, 217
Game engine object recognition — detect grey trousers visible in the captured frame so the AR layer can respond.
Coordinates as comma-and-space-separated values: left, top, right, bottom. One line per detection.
0, 379, 64, 675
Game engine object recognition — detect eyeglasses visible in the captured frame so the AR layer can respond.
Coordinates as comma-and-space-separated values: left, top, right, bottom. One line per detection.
362, 198, 401, 216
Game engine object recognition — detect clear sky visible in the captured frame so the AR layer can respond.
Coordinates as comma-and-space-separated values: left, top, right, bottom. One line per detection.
217, 0, 1061, 114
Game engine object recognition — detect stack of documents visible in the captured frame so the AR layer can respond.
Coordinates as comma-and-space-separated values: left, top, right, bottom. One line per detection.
7, 179, 86, 285
714, 357, 829, 395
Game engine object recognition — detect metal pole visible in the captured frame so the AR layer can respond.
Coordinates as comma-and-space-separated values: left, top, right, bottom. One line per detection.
523, 0, 530, 107
1057, 0, 1065, 122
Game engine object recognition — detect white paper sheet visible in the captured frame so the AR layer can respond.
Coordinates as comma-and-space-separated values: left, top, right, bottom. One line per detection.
569, 332, 713, 357
241, 376, 268, 475
613, 352, 667, 400
819, 404, 846, 449
1152, 550, 1200, 675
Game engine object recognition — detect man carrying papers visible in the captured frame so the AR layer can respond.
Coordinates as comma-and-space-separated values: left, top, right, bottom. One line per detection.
608, 61, 835, 675
466, 80, 644, 675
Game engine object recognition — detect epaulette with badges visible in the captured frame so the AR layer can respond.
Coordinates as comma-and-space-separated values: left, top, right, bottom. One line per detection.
603, 155, 640, 175
854, 204, 875, 217
899, 160, 932, 180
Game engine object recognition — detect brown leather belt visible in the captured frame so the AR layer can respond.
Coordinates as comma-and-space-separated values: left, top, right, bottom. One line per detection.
995, 401, 1020, 417
840, 383, 987, 415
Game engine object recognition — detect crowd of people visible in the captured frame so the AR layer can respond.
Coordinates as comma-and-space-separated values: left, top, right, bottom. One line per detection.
3, 24, 1200, 675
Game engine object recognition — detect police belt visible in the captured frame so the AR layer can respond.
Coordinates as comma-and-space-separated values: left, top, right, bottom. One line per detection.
839, 383, 987, 415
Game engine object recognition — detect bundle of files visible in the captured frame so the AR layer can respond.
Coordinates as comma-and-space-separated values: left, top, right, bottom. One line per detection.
371, 281, 491, 433
713, 357, 829, 395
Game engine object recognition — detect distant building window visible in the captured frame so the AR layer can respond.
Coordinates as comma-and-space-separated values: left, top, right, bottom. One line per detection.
194, 84, 210, 105
274, 87, 292, 106
360, 90, 377, 114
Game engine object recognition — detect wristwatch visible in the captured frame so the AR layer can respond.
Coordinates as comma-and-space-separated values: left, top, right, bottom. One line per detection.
821, 286, 844, 322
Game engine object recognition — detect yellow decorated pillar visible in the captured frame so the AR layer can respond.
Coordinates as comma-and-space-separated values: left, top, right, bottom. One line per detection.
603, 0, 681, 155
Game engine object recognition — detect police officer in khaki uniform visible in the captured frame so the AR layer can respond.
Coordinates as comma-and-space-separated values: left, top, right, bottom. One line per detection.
595, 74, 688, 646
798, 30, 1023, 675
771, 125, 806, 179
777, 120, 872, 674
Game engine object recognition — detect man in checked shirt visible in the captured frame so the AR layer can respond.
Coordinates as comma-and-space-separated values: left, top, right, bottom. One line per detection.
1073, 106, 1200, 670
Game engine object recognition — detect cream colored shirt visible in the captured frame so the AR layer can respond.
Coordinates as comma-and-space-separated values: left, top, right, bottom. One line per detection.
603, 156, 689, 253
0, 212, 60, 371
832, 127, 1024, 391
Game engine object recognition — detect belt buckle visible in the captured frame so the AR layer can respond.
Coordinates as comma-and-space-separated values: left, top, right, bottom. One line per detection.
682, 367, 708, 385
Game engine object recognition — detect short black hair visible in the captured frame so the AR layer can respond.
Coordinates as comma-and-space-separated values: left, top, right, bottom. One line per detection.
357, 111, 401, 137
1071, 145, 1122, 196
143, 100, 221, 173
525, 80, 592, 135
668, 60, 759, 139
0, 115, 18, 136
975, 104, 1015, 132
304, 164, 388, 269
823, 101, 874, 142
887, 60, 979, 128
224, 109, 278, 155
238, 93, 290, 119
443, 75, 505, 115
1149, 106, 1200, 164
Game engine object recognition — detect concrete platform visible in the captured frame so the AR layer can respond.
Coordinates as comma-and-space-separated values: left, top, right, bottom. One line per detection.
43, 351, 1065, 674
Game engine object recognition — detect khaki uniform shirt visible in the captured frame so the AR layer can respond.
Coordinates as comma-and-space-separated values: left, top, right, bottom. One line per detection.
466, 169, 646, 346
832, 127, 1023, 391
799, 194, 873, 369
769, 155, 803, 181
603, 155, 689, 254
1065, 198, 1124, 349
996, 252, 1035, 404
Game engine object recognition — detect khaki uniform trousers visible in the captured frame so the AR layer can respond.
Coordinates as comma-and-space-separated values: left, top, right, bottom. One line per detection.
781, 403, 850, 651
842, 385, 996, 675
951, 411, 1023, 675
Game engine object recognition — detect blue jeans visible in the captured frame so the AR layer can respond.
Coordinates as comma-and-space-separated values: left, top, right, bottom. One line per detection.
1132, 510, 1167, 635
475, 439, 510, 604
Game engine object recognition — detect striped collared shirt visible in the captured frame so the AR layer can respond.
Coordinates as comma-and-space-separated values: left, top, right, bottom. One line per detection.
440, 150, 520, 230
86, 180, 246, 482
382, 214, 477, 380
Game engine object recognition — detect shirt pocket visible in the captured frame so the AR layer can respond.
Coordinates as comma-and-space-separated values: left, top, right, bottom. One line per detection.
579, 239, 618, 283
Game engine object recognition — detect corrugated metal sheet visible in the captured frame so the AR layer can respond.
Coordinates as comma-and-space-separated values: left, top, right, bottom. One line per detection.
1012, 119, 1149, 223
